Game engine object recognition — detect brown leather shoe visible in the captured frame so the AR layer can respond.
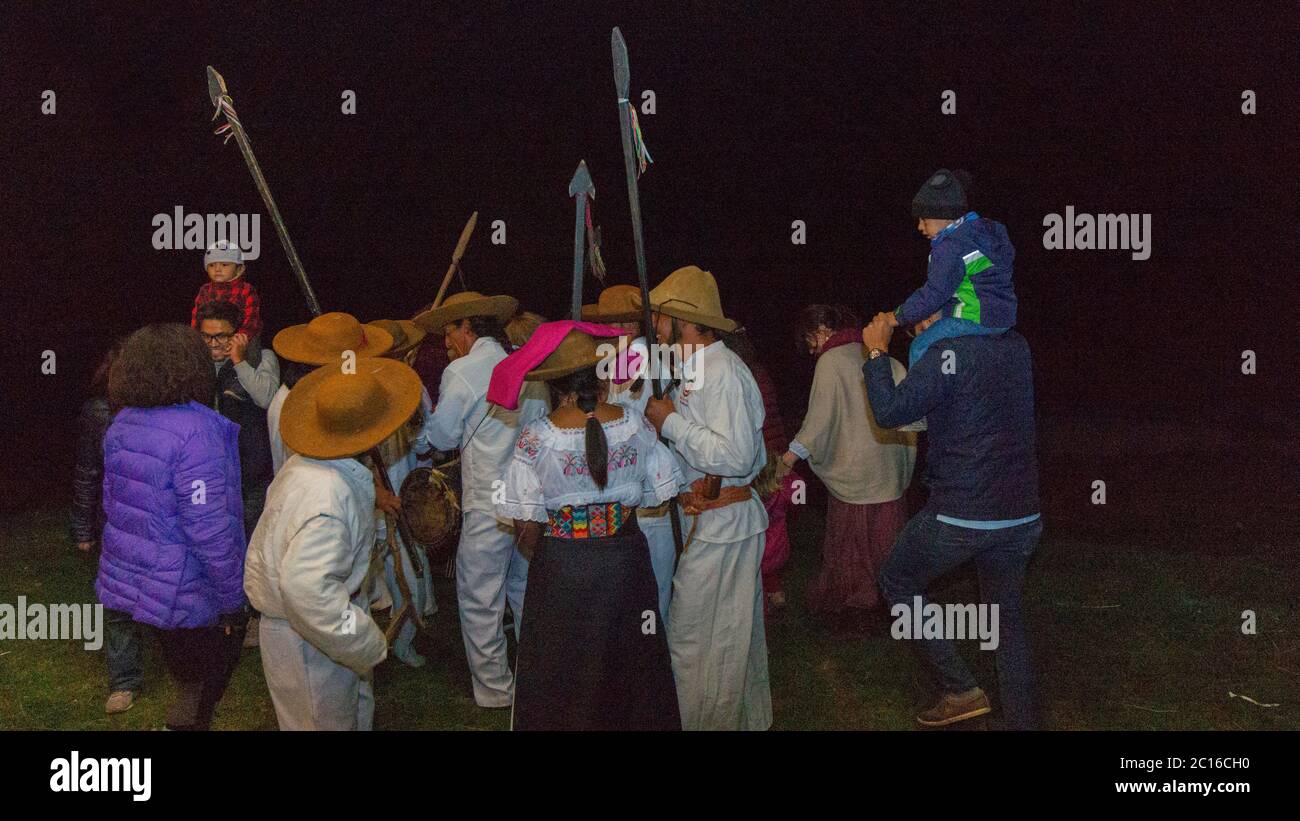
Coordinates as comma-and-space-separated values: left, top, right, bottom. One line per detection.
917, 687, 991, 727
105, 690, 135, 714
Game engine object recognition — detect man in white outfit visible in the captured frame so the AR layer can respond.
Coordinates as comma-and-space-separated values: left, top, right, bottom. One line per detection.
414, 292, 549, 708
639, 266, 773, 731
244, 357, 423, 730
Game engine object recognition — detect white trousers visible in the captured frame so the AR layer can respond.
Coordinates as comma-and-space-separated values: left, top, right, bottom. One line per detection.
456, 510, 529, 707
640, 511, 676, 622
667, 531, 772, 731
259, 616, 375, 731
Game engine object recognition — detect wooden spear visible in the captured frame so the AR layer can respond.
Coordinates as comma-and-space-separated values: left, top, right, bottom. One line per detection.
611, 28, 686, 558
434, 211, 478, 309
207, 67, 427, 633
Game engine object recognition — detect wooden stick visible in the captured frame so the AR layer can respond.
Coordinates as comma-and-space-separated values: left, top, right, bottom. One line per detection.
434, 211, 478, 309
383, 513, 425, 644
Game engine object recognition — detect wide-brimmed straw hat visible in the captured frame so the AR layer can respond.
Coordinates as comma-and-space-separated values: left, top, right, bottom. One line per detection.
632, 265, 737, 332
524, 329, 605, 382
273, 312, 394, 365
580, 284, 642, 324
412, 291, 518, 333
280, 357, 423, 459
366, 319, 426, 358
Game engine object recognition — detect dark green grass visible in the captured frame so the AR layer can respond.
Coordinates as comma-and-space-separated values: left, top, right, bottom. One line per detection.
1, 506, 1295, 730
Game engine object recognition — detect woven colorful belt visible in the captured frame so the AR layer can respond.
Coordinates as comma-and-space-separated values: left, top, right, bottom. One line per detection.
547, 502, 629, 539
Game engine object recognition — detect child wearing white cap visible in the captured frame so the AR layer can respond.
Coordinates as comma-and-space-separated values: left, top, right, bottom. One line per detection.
191, 239, 263, 339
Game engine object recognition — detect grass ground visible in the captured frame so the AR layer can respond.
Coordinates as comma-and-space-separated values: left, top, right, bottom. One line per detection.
2, 503, 1295, 731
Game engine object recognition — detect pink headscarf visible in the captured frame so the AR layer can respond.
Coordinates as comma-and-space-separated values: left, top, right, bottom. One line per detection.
487, 320, 642, 410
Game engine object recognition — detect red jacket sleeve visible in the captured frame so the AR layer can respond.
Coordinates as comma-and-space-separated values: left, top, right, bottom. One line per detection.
238, 281, 262, 339
192, 284, 212, 328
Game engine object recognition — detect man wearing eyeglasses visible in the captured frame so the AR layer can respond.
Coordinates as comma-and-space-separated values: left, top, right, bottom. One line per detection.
196, 300, 281, 646
197, 300, 280, 410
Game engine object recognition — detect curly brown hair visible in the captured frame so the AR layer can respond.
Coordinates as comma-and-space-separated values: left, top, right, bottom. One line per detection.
109, 323, 215, 408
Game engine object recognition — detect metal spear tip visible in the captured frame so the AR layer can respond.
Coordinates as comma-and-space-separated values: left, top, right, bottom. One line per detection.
611, 27, 630, 97
569, 160, 595, 198
206, 66, 227, 105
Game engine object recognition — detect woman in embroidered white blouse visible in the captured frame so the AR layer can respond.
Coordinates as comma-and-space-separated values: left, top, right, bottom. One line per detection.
494, 327, 683, 730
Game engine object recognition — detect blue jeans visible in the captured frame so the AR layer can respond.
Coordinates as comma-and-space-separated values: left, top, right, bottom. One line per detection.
879, 511, 1042, 730
909, 317, 1008, 368
105, 608, 144, 693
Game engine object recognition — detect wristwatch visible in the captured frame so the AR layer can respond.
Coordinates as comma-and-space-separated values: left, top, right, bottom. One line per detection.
868, 347, 887, 361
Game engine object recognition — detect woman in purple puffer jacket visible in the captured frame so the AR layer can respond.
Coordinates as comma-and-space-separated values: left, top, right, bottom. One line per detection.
97, 323, 248, 730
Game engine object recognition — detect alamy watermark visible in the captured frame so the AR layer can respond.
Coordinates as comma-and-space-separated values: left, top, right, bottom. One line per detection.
594, 340, 706, 391
152, 206, 261, 260
50, 751, 151, 802
0, 597, 103, 650
890, 596, 999, 650
1042, 206, 1151, 260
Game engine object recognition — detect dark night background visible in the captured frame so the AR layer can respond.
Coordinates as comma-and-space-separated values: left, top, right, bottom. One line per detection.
1, 3, 1295, 548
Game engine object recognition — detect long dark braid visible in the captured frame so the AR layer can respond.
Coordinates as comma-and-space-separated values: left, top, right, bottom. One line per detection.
549, 365, 609, 489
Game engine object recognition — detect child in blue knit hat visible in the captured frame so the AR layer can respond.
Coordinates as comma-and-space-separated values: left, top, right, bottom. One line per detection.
888, 169, 1018, 366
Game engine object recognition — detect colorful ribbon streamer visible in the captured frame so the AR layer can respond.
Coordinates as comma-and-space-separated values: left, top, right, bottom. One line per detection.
211, 95, 241, 145
584, 196, 607, 281
619, 97, 653, 177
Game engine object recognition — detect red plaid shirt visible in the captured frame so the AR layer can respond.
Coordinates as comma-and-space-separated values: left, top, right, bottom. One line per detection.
192, 279, 262, 339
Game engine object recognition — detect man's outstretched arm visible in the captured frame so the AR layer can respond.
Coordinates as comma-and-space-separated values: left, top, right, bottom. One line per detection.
864, 348, 954, 428
861, 314, 951, 429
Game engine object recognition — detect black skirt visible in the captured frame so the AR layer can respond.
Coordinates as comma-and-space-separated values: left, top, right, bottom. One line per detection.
513, 522, 681, 731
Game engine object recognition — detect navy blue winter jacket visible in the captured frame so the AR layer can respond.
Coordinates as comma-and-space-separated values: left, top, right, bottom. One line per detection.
863, 331, 1039, 520
895, 216, 1018, 328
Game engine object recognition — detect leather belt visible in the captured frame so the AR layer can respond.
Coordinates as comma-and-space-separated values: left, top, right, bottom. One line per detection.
677, 478, 754, 516
676, 478, 755, 552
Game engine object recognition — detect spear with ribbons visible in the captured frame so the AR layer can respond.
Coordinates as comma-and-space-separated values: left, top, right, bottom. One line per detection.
207, 66, 322, 316
206, 68, 427, 629
611, 27, 686, 559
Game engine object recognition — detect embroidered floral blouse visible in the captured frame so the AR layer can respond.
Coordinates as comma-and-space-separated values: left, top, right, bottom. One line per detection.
497, 408, 682, 524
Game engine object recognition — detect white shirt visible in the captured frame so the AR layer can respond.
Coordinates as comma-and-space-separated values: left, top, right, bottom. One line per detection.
497, 408, 682, 523
425, 337, 550, 513
243, 454, 386, 674
267, 383, 292, 474
660, 340, 769, 544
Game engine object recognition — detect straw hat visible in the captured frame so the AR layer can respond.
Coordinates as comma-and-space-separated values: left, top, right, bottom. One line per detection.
632, 265, 737, 332
273, 312, 394, 365
280, 358, 423, 459
366, 319, 426, 358
412, 291, 518, 333
524, 329, 605, 382
505, 311, 547, 348
580, 284, 642, 323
